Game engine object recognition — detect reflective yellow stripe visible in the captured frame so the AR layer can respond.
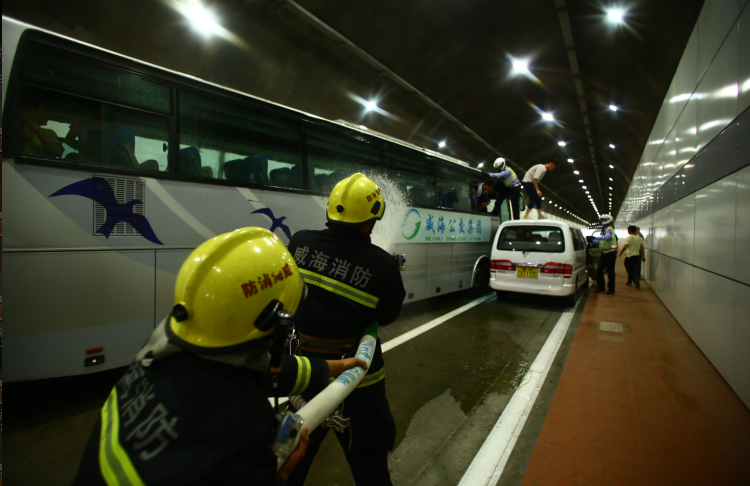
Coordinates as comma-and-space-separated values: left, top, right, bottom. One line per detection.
328, 366, 386, 388
299, 269, 379, 309
99, 388, 146, 486
290, 356, 312, 396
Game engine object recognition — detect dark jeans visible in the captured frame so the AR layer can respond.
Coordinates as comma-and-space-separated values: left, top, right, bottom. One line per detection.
624, 255, 642, 284
597, 250, 617, 292
522, 182, 542, 209
287, 381, 396, 486
491, 184, 522, 219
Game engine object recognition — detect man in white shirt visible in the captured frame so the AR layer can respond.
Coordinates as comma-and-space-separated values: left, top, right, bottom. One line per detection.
619, 225, 646, 288
522, 159, 556, 219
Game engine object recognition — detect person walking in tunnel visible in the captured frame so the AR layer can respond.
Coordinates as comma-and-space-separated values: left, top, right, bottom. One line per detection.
522, 159, 556, 219
589, 214, 619, 295
620, 225, 645, 288
486, 157, 522, 219
286, 173, 406, 486
72, 227, 367, 486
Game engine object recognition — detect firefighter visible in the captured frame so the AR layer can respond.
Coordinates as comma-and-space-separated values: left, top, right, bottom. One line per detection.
287, 173, 406, 486
486, 157, 522, 219
590, 214, 619, 295
72, 227, 367, 486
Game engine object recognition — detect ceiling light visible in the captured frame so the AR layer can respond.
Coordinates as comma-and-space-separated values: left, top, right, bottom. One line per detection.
478, 162, 485, 168
511, 57, 531, 75
558, 141, 566, 147
542, 112, 555, 122
582, 186, 587, 189
438, 141, 446, 148
609, 165, 614, 169
609, 186, 613, 190
606, 8, 625, 23
609, 177, 613, 181
365, 101, 378, 111
609, 144, 616, 149
183, 3, 221, 35
567, 158, 574, 163
609, 104, 618, 111
579, 179, 584, 183
573, 170, 580, 174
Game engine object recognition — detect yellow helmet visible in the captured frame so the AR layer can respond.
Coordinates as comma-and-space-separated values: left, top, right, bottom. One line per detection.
326, 173, 386, 225
167, 227, 304, 354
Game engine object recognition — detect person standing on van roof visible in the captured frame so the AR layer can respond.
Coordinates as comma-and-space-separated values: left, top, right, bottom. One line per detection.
522, 159, 557, 219
486, 157, 522, 219
286, 173, 406, 486
620, 225, 645, 288
590, 214, 618, 295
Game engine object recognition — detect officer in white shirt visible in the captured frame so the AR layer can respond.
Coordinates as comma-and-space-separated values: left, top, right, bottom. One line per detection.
522, 159, 556, 219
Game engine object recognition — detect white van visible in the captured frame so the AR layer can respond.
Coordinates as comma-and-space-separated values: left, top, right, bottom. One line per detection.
490, 220, 589, 305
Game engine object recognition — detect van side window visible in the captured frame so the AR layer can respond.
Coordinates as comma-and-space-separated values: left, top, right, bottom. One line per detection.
179, 90, 303, 185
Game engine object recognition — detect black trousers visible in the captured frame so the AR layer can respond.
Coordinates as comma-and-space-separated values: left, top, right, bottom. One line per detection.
596, 251, 617, 291
491, 185, 522, 219
287, 380, 397, 486
624, 255, 642, 284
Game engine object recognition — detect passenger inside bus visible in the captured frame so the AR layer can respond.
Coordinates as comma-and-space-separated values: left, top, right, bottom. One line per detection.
63, 105, 103, 163
223, 154, 271, 185
13, 92, 64, 158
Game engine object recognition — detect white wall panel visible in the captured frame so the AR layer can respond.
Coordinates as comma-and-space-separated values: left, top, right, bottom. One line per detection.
672, 194, 696, 264
668, 260, 695, 337
694, 174, 737, 278
675, 26, 700, 109
675, 99, 699, 171
696, 25, 739, 152
736, 165, 750, 285
663, 129, 678, 182
732, 282, 750, 408
740, 4, 750, 112
692, 269, 735, 383
697, 0, 742, 79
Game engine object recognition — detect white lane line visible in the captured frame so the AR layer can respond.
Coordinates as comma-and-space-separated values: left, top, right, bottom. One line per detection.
381, 294, 496, 353
271, 293, 495, 406
459, 298, 581, 486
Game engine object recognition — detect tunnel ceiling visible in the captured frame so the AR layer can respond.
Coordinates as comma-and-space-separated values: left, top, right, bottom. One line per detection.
284, 0, 705, 222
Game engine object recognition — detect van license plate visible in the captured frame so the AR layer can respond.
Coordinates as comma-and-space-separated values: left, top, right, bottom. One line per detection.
517, 267, 539, 279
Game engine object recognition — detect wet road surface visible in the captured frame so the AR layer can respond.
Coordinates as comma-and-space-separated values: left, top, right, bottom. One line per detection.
4, 288, 588, 486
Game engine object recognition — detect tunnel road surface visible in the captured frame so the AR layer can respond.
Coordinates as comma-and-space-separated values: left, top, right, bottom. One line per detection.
4, 288, 588, 486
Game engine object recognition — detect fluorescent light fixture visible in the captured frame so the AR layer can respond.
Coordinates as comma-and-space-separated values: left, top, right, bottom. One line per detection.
438, 141, 446, 148
609, 177, 613, 181
579, 179, 584, 183
184, 3, 221, 35
510, 57, 531, 75
582, 186, 587, 189
573, 170, 580, 174
567, 158, 574, 163
478, 162, 484, 168
609, 104, 618, 111
365, 101, 378, 111
609, 165, 614, 169
558, 141, 566, 147
542, 112, 555, 122
609, 144, 616, 149
607, 8, 625, 23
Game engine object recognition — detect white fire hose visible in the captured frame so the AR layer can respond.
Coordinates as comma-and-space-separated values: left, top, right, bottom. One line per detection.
274, 321, 379, 469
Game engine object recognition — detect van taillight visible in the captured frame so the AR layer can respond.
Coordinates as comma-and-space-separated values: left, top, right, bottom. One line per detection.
542, 263, 572, 274
491, 260, 515, 271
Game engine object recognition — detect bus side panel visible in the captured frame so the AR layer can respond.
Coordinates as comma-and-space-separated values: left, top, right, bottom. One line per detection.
451, 243, 487, 291
426, 244, 453, 297
155, 250, 194, 323
392, 243, 426, 303
4, 250, 156, 381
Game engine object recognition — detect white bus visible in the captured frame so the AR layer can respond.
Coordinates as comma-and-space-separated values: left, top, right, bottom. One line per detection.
2, 17, 509, 381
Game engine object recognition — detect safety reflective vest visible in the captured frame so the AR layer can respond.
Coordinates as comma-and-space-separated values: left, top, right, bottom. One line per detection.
501, 168, 519, 187
599, 225, 618, 252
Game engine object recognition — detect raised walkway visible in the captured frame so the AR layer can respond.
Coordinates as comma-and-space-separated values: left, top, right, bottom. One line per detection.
521, 259, 750, 486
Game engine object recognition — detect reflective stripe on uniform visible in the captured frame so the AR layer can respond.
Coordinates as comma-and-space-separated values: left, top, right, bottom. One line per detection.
99, 388, 146, 486
299, 269, 379, 309
290, 356, 312, 396
329, 366, 386, 388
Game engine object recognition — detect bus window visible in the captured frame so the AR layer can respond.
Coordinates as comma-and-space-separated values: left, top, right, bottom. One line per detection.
179, 90, 303, 186
434, 164, 478, 212
306, 128, 382, 193
384, 148, 435, 207
11, 86, 169, 171
21, 42, 170, 114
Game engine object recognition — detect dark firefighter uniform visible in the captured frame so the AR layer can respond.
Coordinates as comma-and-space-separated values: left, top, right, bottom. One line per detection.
286, 173, 406, 486
72, 227, 326, 485
72, 353, 328, 486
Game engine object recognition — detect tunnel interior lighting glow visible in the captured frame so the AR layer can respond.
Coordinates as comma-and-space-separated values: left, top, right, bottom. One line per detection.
478, 162, 485, 168
579, 179, 584, 183
609, 104, 618, 111
438, 141, 446, 148
365, 101, 378, 111
609, 165, 614, 169
511, 57, 531, 75
573, 170, 580, 174
567, 158, 574, 163
607, 8, 625, 23
582, 186, 587, 189
609, 144, 616, 149
558, 141, 566, 147
609, 177, 613, 181
542, 112, 554, 122
184, 3, 221, 35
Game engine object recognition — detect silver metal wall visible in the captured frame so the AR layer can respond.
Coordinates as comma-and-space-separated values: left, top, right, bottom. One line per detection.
617, 0, 750, 408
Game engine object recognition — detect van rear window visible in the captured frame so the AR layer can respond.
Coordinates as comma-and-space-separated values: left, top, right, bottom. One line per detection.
497, 226, 565, 253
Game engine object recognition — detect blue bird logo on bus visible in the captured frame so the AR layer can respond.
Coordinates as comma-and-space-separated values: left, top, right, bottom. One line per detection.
251, 208, 293, 240
50, 177, 164, 245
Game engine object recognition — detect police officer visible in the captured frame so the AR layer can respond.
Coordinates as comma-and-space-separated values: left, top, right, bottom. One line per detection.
590, 214, 618, 295
486, 157, 522, 219
73, 227, 366, 486
287, 173, 406, 486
